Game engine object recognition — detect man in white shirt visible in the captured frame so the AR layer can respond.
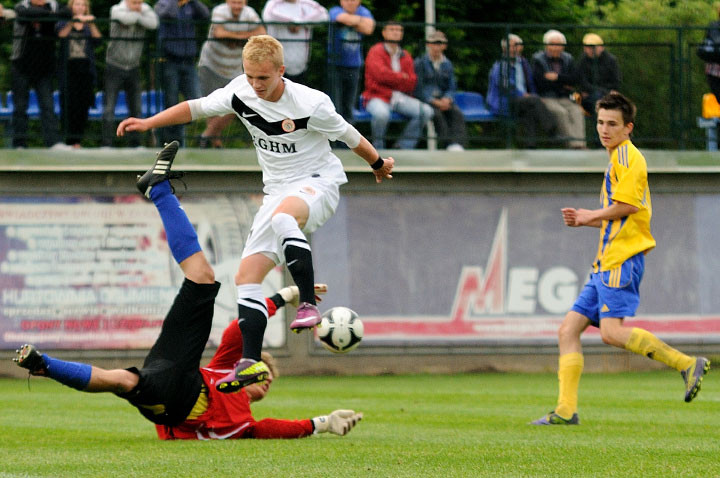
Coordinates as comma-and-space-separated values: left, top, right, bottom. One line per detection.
262, 0, 328, 84
102, 0, 158, 147
198, 0, 265, 148
117, 35, 394, 394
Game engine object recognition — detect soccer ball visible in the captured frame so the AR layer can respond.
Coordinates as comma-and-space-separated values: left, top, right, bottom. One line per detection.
316, 307, 364, 354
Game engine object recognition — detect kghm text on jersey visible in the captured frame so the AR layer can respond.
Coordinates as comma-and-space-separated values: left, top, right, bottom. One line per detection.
253, 137, 298, 153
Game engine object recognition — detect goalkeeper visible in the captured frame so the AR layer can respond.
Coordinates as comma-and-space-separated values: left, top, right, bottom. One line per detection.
12, 142, 362, 440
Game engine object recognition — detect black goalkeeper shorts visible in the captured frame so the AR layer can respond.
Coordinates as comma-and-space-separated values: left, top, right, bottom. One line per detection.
119, 278, 221, 426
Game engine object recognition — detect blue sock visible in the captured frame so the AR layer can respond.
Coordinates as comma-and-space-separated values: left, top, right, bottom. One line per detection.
150, 180, 201, 264
42, 354, 92, 391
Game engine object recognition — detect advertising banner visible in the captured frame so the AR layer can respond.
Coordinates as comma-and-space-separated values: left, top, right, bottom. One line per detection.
0, 194, 285, 350
2, 191, 719, 350
314, 192, 720, 346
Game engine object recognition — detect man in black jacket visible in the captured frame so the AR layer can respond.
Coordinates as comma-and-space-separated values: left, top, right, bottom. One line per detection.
576, 33, 621, 115
531, 29, 586, 149
11, 0, 68, 148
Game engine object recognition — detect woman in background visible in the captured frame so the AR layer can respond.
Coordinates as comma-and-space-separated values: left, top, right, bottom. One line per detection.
57, 0, 102, 148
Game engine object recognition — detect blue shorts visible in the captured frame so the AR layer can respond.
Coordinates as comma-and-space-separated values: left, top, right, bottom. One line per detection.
571, 253, 645, 327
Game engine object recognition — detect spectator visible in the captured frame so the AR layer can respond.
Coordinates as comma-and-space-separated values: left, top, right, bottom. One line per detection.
363, 21, 433, 150
327, 0, 375, 123
531, 29, 586, 149
197, 0, 265, 148
262, 0, 328, 84
56, 0, 101, 148
576, 33, 621, 115
155, 0, 210, 145
102, 0, 159, 148
702, 5, 720, 104
414, 30, 466, 151
487, 33, 556, 149
11, 0, 67, 148
1, 4, 17, 20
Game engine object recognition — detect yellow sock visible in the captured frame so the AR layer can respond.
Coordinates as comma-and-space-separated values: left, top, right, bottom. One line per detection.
624, 327, 694, 371
555, 352, 583, 419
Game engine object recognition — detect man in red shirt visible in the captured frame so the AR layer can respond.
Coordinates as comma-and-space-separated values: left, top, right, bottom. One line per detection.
13, 142, 362, 440
362, 21, 433, 149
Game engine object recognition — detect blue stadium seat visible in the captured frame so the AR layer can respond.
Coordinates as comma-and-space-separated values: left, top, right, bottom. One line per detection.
352, 95, 371, 122
353, 96, 406, 123
142, 90, 164, 117
141, 90, 149, 117
87, 91, 104, 119
114, 90, 129, 119
27, 90, 40, 118
53, 90, 60, 116
452, 91, 496, 121
0, 92, 12, 119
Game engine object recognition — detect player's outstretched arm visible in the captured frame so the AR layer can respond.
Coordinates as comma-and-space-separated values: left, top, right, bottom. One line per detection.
312, 409, 363, 436
117, 102, 193, 136
351, 136, 394, 183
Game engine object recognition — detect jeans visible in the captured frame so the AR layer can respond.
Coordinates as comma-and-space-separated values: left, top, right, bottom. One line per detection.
102, 64, 143, 147
366, 92, 434, 150
329, 65, 360, 123
11, 63, 60, 148
160, 58, 201, 145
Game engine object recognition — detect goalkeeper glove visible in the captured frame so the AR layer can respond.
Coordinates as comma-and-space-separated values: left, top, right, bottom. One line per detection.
312, 409, 363, 436
278, 283, 328, 308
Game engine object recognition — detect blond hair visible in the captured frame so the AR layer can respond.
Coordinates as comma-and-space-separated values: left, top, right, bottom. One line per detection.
68, 0, 91, 14
261, 351, 279, 379
243, 35, 284, 69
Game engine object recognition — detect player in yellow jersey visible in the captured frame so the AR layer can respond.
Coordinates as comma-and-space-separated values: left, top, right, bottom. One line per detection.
532, 93, 710, 425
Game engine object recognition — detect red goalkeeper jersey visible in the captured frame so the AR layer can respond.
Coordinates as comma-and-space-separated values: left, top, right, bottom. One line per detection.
155, 299, 314, 440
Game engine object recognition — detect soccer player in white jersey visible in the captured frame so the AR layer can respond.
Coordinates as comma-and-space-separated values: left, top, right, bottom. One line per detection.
117, 35, 394, 393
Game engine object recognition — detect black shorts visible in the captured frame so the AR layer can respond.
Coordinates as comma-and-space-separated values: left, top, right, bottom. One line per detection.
119, 279, 220, 426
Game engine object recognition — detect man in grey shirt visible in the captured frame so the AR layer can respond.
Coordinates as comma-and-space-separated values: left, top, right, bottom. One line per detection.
102, 0, 158, 147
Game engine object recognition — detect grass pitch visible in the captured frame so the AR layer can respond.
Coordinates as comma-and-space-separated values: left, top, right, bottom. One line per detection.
1, 371, 718, 477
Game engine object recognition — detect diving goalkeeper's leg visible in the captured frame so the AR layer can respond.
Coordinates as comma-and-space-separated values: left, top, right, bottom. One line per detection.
13, 344, 138, 393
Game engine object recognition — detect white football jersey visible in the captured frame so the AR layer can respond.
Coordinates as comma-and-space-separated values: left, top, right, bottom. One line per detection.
192, 76, 349, 194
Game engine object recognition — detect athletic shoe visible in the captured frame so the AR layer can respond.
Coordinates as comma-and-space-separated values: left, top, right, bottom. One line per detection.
682, 356, 710, 403
13, 344, 47, 376
215, 359, 270, 394
290, 302, 322, 333
136, 141, 185, 199
531, 411, 579, 425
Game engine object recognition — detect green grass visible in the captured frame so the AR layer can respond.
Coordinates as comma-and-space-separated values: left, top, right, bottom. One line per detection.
1, 372, 719, 477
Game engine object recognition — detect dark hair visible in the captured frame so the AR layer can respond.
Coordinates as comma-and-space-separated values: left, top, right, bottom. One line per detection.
595, 92, 636, 125
384, 20, 403, 29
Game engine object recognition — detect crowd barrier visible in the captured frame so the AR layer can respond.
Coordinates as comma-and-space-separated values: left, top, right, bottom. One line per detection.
0, 20, 717, 149
0, 89, 496, 125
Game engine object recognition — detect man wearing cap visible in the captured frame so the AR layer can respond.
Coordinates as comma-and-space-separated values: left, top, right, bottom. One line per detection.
413, 30, 467, 151
576, 33, 621, 115
531, 29, 586, 149
487, 33, 556, 148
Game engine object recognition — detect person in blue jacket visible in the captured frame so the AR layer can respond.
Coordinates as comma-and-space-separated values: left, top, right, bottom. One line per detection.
414, 30, 466, 151
487, 33, 556, 149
